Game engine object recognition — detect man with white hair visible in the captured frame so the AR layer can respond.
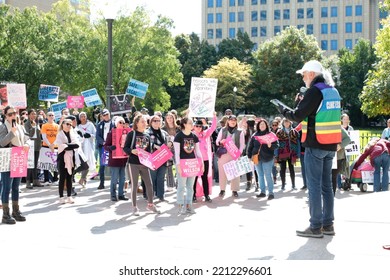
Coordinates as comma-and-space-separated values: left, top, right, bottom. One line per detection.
278, 60, 341, 238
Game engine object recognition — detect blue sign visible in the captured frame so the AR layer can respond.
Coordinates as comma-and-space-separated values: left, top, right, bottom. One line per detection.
51, 102, 67, 121
81, 88, 102, 107
38, 84, 60, 102
126, 78, 148, 99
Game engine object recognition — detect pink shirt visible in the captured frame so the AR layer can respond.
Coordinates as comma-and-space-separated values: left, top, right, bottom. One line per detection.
193, 116, 217, 161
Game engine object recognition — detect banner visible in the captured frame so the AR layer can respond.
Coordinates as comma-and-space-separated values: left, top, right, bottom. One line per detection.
188, 77, 218, 118
254, 133, 278, 144
10, 147, 28, 178
51, 102, 67, 121
179, 158, 203, 177
126, 78, 149, 99
7, 83, 27, 109
37, 147, 58, 172
67, 96, 85, 109
345, 130, 360, 156
81, 88, 102, 107
109, 94, 132, 115
224, 136, 241, 160
223, 156, 252, 181
137, 145, 173, 170
38, 84, 60, 102
112, 128, 131, 158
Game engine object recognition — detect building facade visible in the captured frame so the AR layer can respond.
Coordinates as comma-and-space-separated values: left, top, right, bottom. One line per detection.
1, 0, 85, 13
202, 0, 387, 55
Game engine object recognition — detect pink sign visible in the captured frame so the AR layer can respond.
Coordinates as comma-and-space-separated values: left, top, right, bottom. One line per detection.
112, 128, 131, 158
10, 147, 28, 178
254, 132, 278, 144
224, 136, 241, 160
67, 96, 85, 108
137, 144, 173, 170
179, 158, 203, 177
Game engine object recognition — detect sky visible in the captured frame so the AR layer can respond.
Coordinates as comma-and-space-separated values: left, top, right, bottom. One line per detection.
91, 0, 202, 36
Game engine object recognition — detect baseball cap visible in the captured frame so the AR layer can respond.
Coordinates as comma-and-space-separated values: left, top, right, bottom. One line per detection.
102, 109, 109, 116
296, 60, 323, 74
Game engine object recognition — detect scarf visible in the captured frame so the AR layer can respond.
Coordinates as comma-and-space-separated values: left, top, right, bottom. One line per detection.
5, 120, 25, 147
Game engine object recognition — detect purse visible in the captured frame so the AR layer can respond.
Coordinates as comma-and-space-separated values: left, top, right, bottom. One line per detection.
252, 154, 259, 165
216, 146, 227, 158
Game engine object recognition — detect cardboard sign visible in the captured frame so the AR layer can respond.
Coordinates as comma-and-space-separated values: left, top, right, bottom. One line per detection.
112, 128, 131, 158
109, 94, 132, 115
37, 147, 58, 172
10, 147, 28, 178
188, 77, 218, 118
223, 156, 252, 181
224, 136, 241, 160
67, 96, 85, 109
126, 78, 149, 99
38, 84, 60, 102
7, 83, 27, 109
179, 158, 203, 177
51, 102, 68, 122
254, 132, 278, 144
345, 130, 360, 156
136, 144, 173, 170
81, 88, 102, 107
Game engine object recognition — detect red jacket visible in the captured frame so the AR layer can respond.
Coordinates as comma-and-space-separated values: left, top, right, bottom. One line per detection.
354, 139, 390, 169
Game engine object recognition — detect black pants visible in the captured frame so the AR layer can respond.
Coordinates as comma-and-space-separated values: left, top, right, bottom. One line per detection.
280, 159, 295, 187
26, 151, 40, 182
58, 159, 73, 198
193, 160, 210, 197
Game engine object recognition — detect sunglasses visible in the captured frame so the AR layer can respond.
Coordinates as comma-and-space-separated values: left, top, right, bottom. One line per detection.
195, 125, 203, 128
272, 124, 278, 126
48, 114, 54, 117
7, 112, 17, 117
64, 123, 72, 126
152, 120, 161, 123
118, 121, 125, 125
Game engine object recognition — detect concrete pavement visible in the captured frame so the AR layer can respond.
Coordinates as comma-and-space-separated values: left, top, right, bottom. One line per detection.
1, 172, 389, 279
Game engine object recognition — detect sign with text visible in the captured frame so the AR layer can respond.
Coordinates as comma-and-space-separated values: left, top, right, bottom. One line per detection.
254, 132, 278, 144
7, 83, 27, 109
37, 147, 58, 172
126, 78, 149, 99
67, 96, 84, 109
109, 94, 132, 115
10, 147, 28, 178
112, 128, 131, 158
81, 88, 102, 107
179, 158, 203, 177
188, 77, 217, 118
38, 84, 60, 102
224, 136, 241, 160
27, 140, 35, 169
0, 84, 8, 109
137, 145, 173, 170
0, 148, 12, 172
345, 130, 360, 156
223, 156, 252, 181
51, 102, 67, 121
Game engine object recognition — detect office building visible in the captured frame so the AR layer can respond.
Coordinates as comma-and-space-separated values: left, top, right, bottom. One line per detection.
202, 0, 387, 55
0, 0, 87, 14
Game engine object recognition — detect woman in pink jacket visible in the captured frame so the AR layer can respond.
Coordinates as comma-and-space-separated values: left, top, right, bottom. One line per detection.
192, 113, 217, 202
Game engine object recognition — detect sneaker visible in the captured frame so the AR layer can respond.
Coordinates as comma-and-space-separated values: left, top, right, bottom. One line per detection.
133, 207, 140, 216
66, 197, 74, 204
177, 204, 186, 215
268, 194, 274, 200
111, 197, 118, 202
322, 225, 335, 236
219, 190, 225, 197
301, 186, 307, 190
118, 195, 129, 201
97, 184, 105, 190
291, 186, 297, 190
256, 193, 266, 198
146, 204, 160, 214
205, 196, 212, 202
59, 197, 66, 204
186, 205, 196, 214
193, 196, 197, 203
232, 191, 239, 197
296, 227, 323, 238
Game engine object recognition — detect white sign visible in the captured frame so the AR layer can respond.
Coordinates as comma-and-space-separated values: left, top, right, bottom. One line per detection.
37, 147, 58, 172
188, 77, 217, 118
345, 130, 360, 156
223, 156, 252, 181
7, 83, 27, 109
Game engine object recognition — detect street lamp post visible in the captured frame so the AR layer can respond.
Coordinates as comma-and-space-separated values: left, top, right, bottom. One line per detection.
104, 12, 115, 111
233, 86, 237, 115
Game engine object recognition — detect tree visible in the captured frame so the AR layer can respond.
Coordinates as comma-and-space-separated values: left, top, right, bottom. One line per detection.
251, 26, 323, 116
216, 30, 255, 64
203, 57, 252, 114
337, 39, 376, 126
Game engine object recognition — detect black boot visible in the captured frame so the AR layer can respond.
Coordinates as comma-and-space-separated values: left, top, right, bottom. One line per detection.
246, 181, 252, 191
12, 202, 26, 222
2, 204, 16, 224
291, 173, 296, 190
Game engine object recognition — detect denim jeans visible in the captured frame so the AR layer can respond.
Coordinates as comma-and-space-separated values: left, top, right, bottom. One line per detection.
1, 172, 21, 204
304, 147, 335, 229
300, 153, 307, 187
373, 152, 389, 192
255, 159, 274, 195
150, 164, 167, 199
176, 171, 195, 205
110, 166, 125, 198
99, 148, 106, 185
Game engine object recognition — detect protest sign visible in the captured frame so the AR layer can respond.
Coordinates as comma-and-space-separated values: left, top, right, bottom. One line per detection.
38, 84, 60, 102
0, 84, 8, 108
112, 128, 131, 158
345, 130, 360, 156
10, 147, 28, 178
109, 94, 132, 115
136, 145, 173, 170
223, 156, 252, 181
224, 136, 241, 160
7, 83, 27, 109
254, 133, 278, 144
81, 88, 102, 107
188, 77, 217, 118
179, 158, 203, 177
0, 148, 12, 172
67, 96, 84, 109
51, 102, 67, 121
37, 147, 58, 172
126, 78, 149, 99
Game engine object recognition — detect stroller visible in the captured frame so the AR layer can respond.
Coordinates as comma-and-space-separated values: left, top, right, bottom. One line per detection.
349, 160, 374, 192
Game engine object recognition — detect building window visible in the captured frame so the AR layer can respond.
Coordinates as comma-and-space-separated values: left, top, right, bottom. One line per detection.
207, 13, 214, 24
345, 22, 352, 33
331, 40, 338, 51
229, 12, 236, 22
251, 11, 258, 21
260, 26, 267, 36
283, 25, 289, 30
274, 0, 280, 4
356, 22, 362, 33
283, 0, 290, 3
297, 8, 304, 19
321, 7, 328, 18
208, 0, 213, 8
274, 26, 281, 35
331, 23, 337, 34
253, 43, 258, 51
307, 8, 313, 19
238, 11, 244, 22
307, 24, 313, 35
307, 0, 313, 2
283, 9, 290, 20
216, 13, 222, 23
238, 27, 244, 34
321, 24, 328, 34
331, 7, 337, 17
229, 0, 235, 7
298, 0, 304, 2
229, 28, 236, 38
238, 0, 244, 6
345, 39, 353, 50
251, 27, 258, 37
207, 29, 214, 39
260, 0, 266, 4
252, 0, 258, 4
321, 40, 328, 50
260, 10, 267, 21
216, 0, 222, 7
297, 24, 304, 30
356, 5, 362, 16
216, 28, 222, 38
346, 6, 352, 17
274, 10, 281, 20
